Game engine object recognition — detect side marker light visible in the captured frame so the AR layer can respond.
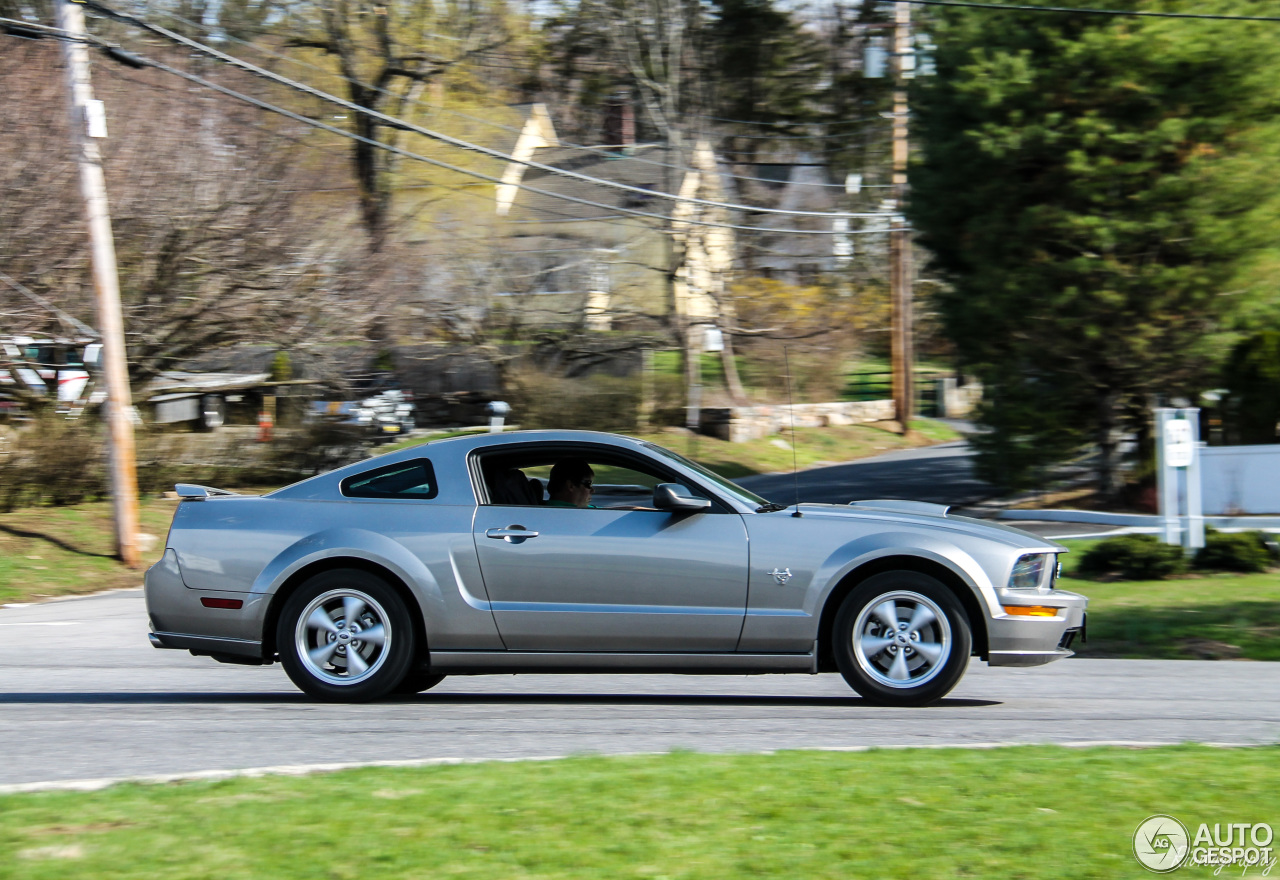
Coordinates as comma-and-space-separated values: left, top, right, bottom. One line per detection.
200, 597, 244, 609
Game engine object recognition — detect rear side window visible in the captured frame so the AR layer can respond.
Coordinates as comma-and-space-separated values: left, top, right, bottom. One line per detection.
341, 459, 438, 499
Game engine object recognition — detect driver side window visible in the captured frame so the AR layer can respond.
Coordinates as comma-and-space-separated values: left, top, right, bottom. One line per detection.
479, 447, 717, 511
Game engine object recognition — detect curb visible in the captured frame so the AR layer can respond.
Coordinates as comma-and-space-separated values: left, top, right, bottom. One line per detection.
0, 740, 1259, 795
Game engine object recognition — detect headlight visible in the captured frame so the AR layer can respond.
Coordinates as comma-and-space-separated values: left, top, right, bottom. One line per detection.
1009, 554, 1048, 590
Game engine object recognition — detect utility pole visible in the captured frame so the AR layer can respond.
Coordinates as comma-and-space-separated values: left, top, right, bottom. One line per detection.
889, 0, 915, 434
55, 0, 141, 568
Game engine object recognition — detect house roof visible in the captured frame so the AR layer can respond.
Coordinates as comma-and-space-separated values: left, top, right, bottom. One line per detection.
505, 144, 672, 225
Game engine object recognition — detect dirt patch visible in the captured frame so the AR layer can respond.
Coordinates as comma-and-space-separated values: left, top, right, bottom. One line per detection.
1176, 638, 1244, 660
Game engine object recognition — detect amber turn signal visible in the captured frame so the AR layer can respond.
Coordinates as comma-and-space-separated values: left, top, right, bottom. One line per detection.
1002, 605, 1061, 617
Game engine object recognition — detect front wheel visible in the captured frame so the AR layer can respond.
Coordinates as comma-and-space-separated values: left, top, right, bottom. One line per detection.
277, 569, 416, 702
833, 571, 972, 706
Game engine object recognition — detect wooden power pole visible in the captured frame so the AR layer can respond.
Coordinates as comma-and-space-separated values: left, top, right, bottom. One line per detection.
889, 0, 915, 434
55, 0, 141, 567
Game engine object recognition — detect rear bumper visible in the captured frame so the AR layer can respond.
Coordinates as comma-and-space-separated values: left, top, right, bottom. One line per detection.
149, 630, 264, 658
144, 548, 270, 655
986, 588, 1088, 668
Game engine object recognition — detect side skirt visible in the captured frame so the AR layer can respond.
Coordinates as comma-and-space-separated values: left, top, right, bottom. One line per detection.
428, 650, 818, 675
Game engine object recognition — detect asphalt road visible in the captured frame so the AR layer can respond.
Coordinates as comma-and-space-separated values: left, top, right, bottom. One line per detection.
2, 589, 1277, 790
737, 441, 994, 507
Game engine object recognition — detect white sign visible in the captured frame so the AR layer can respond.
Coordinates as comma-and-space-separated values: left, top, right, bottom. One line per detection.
1164, 419, 1194, 468
85, 99, 108, 138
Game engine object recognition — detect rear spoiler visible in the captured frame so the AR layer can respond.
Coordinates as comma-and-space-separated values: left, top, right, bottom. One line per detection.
174, 484, 238, 500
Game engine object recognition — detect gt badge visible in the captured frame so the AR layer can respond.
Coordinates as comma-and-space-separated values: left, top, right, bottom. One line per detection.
768, 568, 794, 585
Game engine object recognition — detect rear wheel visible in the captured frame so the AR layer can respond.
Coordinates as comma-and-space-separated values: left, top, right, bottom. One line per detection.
277, 569, 415, 702
833, 571, 971, 706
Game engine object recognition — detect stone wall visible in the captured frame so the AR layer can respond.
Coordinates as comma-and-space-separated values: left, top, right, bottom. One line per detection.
700, 399, 896, 443
937, 378, 983, 419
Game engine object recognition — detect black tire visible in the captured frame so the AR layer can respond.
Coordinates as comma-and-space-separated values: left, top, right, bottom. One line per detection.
277, 569, 416, 702
832, 571, 972, 706
394, 670, 446, 695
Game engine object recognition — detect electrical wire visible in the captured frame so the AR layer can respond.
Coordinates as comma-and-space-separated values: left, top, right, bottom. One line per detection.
76, 0, 886, 223
125, 5, 887, 192
51, 33, 892, 236
901, 0, 1280, 22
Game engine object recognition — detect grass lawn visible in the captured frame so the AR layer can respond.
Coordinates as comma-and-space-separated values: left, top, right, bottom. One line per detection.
631, 419, 961, 479
0, 496, 178, 604
1057, 539, 1280, 661
2, 745, 1276, 879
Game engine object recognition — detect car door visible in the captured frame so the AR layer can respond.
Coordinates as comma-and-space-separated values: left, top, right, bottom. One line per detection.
471, 451, 749, 652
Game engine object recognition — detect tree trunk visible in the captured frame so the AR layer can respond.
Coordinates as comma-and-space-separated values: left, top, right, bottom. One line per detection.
1096, 390, 1122, 501
352, 96, 388, 253
719, 322, 746, 405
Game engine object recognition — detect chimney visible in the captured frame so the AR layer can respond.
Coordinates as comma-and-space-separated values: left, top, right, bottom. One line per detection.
605, 93, 635, 147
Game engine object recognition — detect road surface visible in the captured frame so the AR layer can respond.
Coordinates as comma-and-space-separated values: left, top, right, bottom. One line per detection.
2, 589, 1276, 790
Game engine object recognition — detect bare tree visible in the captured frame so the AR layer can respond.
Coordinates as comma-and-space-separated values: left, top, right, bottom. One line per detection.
276, 0, 512, 251
0, 41, 384, 381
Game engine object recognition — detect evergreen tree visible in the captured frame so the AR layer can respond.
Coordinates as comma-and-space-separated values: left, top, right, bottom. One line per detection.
910, 0, 1280, 494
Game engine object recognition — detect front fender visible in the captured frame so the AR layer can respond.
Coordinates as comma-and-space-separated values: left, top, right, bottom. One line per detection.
811, 531, 999, 619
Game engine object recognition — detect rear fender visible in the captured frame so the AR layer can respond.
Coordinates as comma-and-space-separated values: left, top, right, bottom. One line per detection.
251, 528, 448, 630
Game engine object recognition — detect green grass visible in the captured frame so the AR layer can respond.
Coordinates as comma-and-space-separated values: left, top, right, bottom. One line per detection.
1057, 539, 1280, 661
633, 419, 961, 479
1, 746, 1276, 879
0, 497, 179, 603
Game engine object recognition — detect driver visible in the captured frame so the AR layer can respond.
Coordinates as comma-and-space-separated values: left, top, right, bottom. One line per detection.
546, 457, 596, 508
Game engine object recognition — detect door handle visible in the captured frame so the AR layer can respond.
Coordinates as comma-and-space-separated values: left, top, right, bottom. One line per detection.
486, 526, 539, 542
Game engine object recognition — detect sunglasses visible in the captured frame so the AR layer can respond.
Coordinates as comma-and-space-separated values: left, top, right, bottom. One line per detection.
576, 479, 594, 490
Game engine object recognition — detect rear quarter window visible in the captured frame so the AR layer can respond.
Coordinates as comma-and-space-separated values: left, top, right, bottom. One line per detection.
341, 458, 438, 499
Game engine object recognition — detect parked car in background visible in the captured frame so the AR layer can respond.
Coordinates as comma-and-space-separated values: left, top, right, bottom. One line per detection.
0, 335, 101, 420
312, 380, 415, 440
145, 430, 1087, 705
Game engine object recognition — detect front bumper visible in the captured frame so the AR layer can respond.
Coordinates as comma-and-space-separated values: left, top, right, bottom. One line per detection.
986, 588, 1088, 667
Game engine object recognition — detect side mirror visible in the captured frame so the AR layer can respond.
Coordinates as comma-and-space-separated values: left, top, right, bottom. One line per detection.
653, 483, 711, 512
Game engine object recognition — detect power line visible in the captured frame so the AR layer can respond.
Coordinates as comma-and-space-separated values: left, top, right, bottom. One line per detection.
901, 0, 1280, 22
119, 6, 886, 192
37, 30, 889, 237
77, 0, 884, 223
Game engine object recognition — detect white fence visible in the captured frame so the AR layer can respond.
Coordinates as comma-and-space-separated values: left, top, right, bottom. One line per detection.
1200, 443, 1280, 515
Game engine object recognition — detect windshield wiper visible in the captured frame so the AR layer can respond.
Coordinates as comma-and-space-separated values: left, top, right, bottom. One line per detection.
755, 502, 789, 513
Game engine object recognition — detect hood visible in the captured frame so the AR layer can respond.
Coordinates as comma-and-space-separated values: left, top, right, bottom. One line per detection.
794, 501, 1066, 552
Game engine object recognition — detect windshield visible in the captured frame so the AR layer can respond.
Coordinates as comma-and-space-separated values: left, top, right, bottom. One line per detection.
642, 442, 771, 510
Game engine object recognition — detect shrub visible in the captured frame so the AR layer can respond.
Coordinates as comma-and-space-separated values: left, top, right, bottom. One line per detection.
509, 373, 645, 433
1193, 529, 1275, 574
1077, 534, 1187, 580
0, 414, 107, 510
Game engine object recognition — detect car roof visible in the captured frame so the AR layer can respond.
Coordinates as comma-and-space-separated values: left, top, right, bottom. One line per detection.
268, 429, 656, 502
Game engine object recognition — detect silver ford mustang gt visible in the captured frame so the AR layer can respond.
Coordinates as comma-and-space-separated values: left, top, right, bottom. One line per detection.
144, 430, 1087, 705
